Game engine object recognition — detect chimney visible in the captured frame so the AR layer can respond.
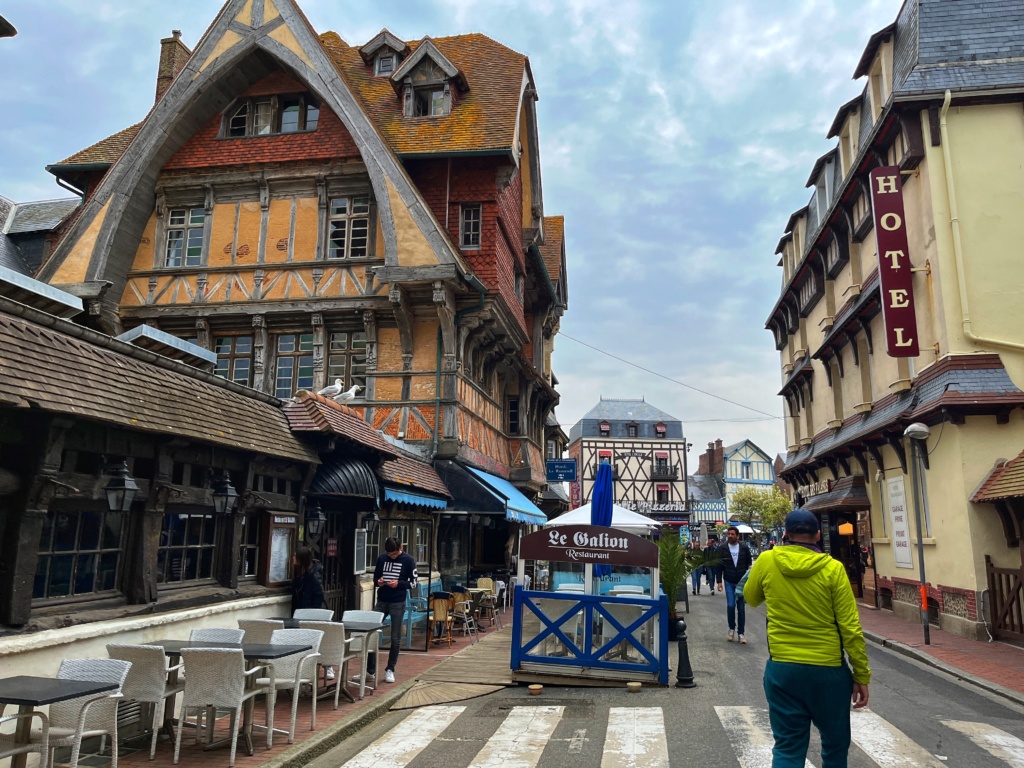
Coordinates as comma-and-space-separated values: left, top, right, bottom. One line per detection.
155, 30, 192, 104
713, 439, 724, 474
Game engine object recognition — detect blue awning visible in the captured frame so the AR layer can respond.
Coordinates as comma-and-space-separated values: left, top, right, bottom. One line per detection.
466, 467, 547, 525
383, 486, 448, 510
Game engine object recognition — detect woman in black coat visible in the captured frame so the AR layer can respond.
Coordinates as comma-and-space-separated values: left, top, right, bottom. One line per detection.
291, 546, 325, 613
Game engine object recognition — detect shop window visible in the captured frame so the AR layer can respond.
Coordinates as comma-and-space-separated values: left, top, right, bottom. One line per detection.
328, 197, 371, 259
165, 208, 206, 267
157, 511, 220, 585
214, 336, 253, 386
274, 333, 314, 398
365, 524, 380, 572
414, 523, 430, 567
327, 330, 367, 392
238, 514, 261, 579
33, 508, 126, 600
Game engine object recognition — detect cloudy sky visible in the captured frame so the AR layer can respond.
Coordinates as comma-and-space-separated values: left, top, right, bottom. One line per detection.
0, 0, 898, 464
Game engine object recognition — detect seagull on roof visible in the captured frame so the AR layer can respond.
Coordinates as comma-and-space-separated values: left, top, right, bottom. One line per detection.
333, 384, 362, 402
318, 378, 344, 397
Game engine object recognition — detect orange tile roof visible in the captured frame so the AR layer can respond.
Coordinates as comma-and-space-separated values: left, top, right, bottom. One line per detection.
323, 32, 525, 156
378, 453, 451, 498
283, 390, 399, 457
971, 450, 1024, 502
55, 123, 143, 166
539, 216, 564, 281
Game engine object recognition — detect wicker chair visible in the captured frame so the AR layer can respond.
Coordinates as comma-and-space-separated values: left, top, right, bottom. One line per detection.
429, 593, 455, 648
45, 658, 131, 768
190, 627, 245, 644
237, 619, 285, 645
255, 628, 322, 744
298, 621, 357, 710
106, 643, 186, 760
292, 608, 333, 621
339, 610, 383, 700
0, 711, 49, 768
174, 648, 273, 767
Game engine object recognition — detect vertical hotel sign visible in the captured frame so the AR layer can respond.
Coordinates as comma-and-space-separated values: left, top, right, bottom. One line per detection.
869, 167, 919, 357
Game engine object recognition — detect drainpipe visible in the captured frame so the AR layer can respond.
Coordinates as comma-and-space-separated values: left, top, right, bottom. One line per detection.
431, 273, 488, 458
940, 89, 1024, 352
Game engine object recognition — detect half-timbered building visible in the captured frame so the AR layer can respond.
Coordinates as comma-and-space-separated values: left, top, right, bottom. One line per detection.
765, 0, 1024, 640
33, 0, 565, 595
567, 399, 689, 526
722, 439, 776, 509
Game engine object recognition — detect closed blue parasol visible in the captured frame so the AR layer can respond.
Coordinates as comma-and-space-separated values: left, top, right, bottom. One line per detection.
591, 461, 613, 576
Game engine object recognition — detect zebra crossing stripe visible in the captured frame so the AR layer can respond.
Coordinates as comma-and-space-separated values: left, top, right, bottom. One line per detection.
467, 705, 564, 768
340, 705, 466, 768
942, 720, 1024, 768
714, 706, 813, 768
850, 708, 946, 767
602, 707, 669, 768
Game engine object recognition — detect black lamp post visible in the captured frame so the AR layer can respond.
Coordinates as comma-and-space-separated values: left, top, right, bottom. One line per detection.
211, 470, 239, 515
305, 500, 326, 538
103, 459, 138, 512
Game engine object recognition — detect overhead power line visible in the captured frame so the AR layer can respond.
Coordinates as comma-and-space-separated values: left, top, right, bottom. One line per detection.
556, 331, 783, 421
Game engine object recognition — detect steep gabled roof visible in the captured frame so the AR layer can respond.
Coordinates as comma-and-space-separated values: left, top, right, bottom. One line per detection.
722, 439, 772, 463
389, 37, 467, 92
579, 398, 680, 424
358, 28, 409, 62
283, 391, 399, 459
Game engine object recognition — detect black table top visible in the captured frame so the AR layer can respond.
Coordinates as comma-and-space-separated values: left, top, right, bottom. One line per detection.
0, 676, 118, 706
150, 640, 312, 659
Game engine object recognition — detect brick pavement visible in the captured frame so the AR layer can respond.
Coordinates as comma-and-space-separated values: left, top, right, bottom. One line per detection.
858, 602, 1024, 704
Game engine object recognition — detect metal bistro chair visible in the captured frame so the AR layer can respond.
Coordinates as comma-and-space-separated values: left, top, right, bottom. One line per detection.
106, 643, 186, 760
451, 590, 479, 643
46, 658, 131, 768
340, 610, 384, 700
174, 648, 273, 767
298, 620, 358, 710
237, 619, 285, 645
476, 579, 502, 629
256, 628, 322, 744
429, 592, 455, 648
292, 608, 334, 621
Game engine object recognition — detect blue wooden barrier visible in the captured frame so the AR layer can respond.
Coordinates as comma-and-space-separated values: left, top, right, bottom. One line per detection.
510, 586, 669, 684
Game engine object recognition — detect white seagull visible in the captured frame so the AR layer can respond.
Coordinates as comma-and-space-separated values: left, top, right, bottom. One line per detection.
318, 378, 344, 397
333, 384, 362, 402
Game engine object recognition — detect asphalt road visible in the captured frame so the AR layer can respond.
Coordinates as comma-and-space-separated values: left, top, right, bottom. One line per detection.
311, 590, 1024, 768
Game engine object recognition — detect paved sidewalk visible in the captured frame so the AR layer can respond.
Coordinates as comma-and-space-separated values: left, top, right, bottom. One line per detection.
858, 602, 1024, 706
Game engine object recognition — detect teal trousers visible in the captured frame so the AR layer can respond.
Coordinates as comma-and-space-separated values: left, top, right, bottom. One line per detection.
763, 659, 853, 768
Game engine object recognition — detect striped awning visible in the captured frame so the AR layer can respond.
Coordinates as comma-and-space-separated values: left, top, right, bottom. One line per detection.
383, 486, 448, 510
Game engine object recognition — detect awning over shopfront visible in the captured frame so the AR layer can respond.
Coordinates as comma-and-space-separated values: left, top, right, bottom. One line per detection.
309, 457, 379, 501
383, 487, 448, 509
466, 467, 547, 525
377, 453, 451, 510
799, 475, 868, 512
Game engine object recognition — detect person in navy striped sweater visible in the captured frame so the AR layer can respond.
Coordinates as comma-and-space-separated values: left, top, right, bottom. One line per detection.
367, 537, 418, 684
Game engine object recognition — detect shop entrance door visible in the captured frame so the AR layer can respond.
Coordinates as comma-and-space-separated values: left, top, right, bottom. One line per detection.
318, 512, 348, 619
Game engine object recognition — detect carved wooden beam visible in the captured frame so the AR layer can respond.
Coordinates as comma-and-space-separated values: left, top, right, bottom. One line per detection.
850, 448, 870, 478
884, 433, 908, 474
866, 443, 885, 473
389, 285, 414, 371
433, 281, 457, 371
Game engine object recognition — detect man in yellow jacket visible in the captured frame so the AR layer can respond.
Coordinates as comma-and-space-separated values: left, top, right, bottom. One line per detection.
743, 508, 870, 768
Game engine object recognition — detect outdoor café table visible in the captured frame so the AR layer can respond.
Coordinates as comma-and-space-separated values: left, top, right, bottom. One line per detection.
0, 675, 118, 768
150, 640, 311, 754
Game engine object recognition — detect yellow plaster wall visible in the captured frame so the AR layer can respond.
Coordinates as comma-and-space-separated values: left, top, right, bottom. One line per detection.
235, 0, 253, 26
411, 321, 439, 370
197, 30, 241, 76
268, 23, 312, 70
385, 177, 438, 267
377, 328, 403, 372
209, 203, 237, 268
293, 197, 319, 261
265, 199, 292, 264
129, 213, 158, 272
236, 202, 261, 266
50, 200, 111, 284
374, 375, 402, 401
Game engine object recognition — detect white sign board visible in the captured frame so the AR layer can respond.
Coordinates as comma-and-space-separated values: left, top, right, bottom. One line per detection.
886, 476, 914, 569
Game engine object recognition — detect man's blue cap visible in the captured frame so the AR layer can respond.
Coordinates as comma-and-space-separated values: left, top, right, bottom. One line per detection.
785, 508, 820, 534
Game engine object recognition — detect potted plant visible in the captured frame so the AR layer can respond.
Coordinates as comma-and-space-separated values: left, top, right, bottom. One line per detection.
657, 527, 719, 633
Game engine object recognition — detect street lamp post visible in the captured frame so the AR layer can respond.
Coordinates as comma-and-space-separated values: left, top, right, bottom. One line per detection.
904, 422, 931, 645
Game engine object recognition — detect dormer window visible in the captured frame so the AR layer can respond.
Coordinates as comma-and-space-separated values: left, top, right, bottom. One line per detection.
391, 38, 467, 119
225, 93, 319, 138
414, 86, 446, 117
376, 54, 395, 76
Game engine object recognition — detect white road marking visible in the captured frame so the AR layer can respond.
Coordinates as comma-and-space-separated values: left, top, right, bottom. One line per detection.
568, 728, 587, 753
714, 706, 813, 768
340, 705, 465, 768
602, 707, 669, 768
942, 720, 1024, 768
850, 708, 946, 767
467, 705, 564, 768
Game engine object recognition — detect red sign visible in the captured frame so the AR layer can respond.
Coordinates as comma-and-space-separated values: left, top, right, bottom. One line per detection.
326, 538, 338, 557
869, 167, 920, 357
570, 481, 581, 509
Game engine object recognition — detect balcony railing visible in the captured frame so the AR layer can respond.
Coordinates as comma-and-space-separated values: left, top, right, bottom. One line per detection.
650, 464, 678, 480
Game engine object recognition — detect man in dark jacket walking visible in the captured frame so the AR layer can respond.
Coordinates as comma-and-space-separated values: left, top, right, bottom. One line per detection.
717, 525, 753, 643
368, 537, 418, 684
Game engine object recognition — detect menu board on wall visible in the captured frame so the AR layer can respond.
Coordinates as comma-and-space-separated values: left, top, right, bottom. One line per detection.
261, 513, 298, 586
886, 476, 914, 569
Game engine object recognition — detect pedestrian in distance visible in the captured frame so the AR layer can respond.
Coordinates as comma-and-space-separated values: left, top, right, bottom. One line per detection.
743, 509, 871, 768
716, 525, 753, 643
291, 546, 325, 613
689, 541, 705, 595
366, 537, 418, 685
703, 538, 720, 595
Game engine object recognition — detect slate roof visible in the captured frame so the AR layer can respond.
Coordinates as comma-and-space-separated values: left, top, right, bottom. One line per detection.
0, 303, 317, 462
283, 391, 399, 458
687, 474, 725, 501
0, 236, 29, 275
377, 453, 451, 498
538, 216, 564, 282
578, 398, 680, 424
971, 450, 1024, 502
321, 31, 525, 157
6, 198, 80, 234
